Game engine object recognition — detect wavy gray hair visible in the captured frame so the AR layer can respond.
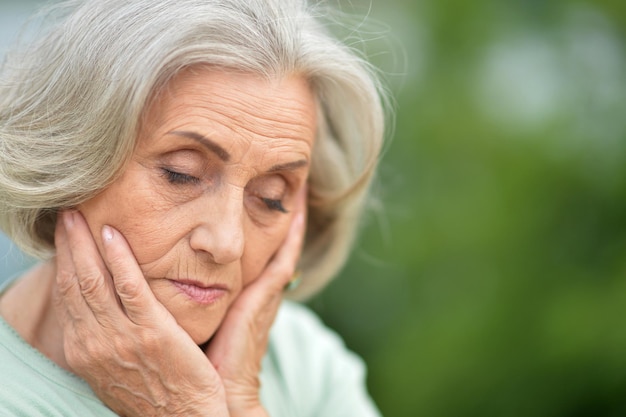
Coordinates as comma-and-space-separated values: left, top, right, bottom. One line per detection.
0, 0, 387, 299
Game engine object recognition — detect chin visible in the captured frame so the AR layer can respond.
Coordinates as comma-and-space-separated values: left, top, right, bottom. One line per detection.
163, 303, 228, 345
181, 317, 223, 345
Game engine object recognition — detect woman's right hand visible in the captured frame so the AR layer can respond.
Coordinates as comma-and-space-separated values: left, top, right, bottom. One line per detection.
54, 210, 229, 417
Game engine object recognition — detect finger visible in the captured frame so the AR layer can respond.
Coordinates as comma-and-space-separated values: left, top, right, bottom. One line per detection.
223, 186, 306, 316
267, 211, 305, 286
54, 211, 95, 322
100, 224, 170, 326
63, 210, 122, 326
206, 213, 307, 362
259, 184, 308, 289
229, 198, 305, 320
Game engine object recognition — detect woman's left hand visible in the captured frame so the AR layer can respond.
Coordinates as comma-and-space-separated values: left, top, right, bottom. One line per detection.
206, 187, 307, 417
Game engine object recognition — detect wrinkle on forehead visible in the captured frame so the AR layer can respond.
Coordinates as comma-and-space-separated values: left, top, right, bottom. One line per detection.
142, 67, 317, 149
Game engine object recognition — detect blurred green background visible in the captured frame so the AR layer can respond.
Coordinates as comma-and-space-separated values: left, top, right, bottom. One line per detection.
307, 1, 626, 416
2, 0, 626, 416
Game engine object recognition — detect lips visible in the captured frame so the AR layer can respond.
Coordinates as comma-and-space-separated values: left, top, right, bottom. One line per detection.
171, 280, 227, 305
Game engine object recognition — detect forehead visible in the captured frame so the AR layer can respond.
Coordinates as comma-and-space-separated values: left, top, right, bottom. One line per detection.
140, 67, 317, 152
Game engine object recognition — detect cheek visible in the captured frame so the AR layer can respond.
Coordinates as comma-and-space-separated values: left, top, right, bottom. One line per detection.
78, 188, 128, 248
241, 220, 291, 286
78, 178, 182, 264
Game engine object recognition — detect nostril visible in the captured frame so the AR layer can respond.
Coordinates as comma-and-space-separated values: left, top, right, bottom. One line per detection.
189, 223, 244, 265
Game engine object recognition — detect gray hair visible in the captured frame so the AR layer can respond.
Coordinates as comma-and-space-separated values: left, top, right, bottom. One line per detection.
0, 0, 388, 300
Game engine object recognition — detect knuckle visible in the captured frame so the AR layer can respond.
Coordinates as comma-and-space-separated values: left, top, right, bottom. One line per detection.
77, 270, 106, 300
137, 328, 160, 349
56, 269, 78, 295
111, 334, 133, 357
115, 276, 143, 300
108, 327, 156, 358
83, 337, 102, 359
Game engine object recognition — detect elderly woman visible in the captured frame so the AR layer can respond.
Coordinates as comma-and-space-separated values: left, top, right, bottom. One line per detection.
0, 0, 387, 416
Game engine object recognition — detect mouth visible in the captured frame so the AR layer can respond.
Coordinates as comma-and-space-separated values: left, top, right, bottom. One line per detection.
170, 279, 228, 305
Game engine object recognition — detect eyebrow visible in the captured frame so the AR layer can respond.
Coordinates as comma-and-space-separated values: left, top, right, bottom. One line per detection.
169, 129, 309, 173
268, 159, 309, 172
169, 130, 231, 162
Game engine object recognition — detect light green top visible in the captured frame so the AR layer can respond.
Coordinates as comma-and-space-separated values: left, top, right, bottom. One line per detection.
0, 282, 381, 416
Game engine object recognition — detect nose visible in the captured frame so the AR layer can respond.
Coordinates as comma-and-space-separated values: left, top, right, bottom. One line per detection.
189, 190, 245, 265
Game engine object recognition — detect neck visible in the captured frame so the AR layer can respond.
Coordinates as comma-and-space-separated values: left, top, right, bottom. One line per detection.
0, 260, 70, 371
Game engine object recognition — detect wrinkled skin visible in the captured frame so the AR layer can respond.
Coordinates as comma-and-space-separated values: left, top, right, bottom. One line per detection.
53, 69, 315, 416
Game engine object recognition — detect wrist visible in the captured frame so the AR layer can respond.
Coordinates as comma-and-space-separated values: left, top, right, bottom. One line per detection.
167, 387, 230, 417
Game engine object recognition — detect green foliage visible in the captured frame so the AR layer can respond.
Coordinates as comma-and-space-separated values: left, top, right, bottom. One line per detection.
309, 1, 626, 415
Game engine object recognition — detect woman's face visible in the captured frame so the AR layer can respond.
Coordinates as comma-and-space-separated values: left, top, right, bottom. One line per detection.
79, 68, 316, 344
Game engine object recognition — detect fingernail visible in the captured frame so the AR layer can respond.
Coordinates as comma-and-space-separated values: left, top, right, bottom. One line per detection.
102, 225, 114, 242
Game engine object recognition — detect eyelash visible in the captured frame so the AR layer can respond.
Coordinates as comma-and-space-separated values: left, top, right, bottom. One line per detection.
262, 197, 288, 213
161, 168, 200, 185
161, 168, 287, 213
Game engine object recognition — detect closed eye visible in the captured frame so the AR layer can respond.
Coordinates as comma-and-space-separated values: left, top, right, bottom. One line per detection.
161, 168, 201, 185
262, 197, 288, 213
